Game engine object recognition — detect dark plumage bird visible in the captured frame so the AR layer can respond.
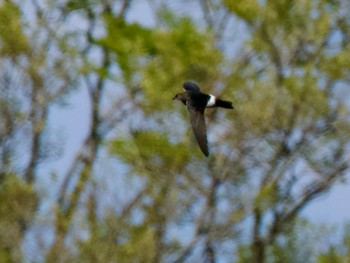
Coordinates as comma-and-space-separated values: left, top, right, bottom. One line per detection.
172, 81, 233, 157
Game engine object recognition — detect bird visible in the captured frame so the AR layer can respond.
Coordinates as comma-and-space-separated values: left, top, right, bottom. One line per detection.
172, 81, 233, 157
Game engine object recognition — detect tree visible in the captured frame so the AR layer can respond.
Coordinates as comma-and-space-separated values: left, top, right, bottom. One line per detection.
0, 0, 350, 262
0, 0, 76, 261
316, 224, 350, 263
220, 0, 350, 261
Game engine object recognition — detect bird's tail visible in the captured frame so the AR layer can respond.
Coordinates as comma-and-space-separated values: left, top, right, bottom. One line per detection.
216, 99, 234, 109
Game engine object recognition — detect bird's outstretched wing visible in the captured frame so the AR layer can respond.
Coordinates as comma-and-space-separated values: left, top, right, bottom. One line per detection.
183, 81, 200, 93
187, 100, 209, 157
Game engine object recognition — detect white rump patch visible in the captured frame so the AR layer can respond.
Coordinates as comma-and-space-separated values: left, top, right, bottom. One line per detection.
207, 94, 216, 107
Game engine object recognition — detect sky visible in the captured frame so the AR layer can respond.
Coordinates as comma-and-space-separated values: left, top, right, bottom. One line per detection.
19, 1, 350, 262
49, 0, 349, 226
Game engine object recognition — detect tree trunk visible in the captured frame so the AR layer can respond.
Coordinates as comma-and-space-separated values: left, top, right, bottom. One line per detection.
252, 238, 266, 263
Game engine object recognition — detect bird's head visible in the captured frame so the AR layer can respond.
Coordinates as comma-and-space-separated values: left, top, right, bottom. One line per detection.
172, 93, 180, 100
172, 93, 187, 105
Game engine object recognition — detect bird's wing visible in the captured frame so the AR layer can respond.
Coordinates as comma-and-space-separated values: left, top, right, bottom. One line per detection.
187, 100, 209, 157
183, 81, 200, 93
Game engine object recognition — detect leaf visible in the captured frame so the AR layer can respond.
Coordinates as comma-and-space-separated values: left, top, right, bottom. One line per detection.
110, 131, 190, 174
0, 2, 29, 56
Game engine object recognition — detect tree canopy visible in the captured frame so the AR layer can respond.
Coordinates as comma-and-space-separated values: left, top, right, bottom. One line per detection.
0, 0, 350, 262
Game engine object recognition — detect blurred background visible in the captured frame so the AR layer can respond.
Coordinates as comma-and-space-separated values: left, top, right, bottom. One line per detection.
1, 0, 350, 262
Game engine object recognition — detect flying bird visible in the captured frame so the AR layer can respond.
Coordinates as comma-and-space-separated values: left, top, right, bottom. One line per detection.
172, 81, 233, 157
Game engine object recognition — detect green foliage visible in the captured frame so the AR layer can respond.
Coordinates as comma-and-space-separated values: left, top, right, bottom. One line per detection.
316, 224, 350, 263
141, 14, 222, 112
98, 15, 154, 82
320, 45, 350, 80
223, 0, 259, 25
237, 219, 335, 263
0, 2, 29, 56
110, 130, 190, 175
77, 217, 156, 263
237, 244, 253, 263
317, 247, 343, 263
284, 70, 329, 118
254, 183, 278, 210
233, 81, 292, 134
0, 175, 37, 262
64, 0, 96, 12
116, 225, 156, 263
247, 0, 331, 53
1, 0, 350, 262
267, 219, 327, 263
98, 7, 224, 113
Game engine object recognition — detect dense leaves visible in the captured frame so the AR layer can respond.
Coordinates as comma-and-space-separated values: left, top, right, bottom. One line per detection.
0, 0, 350, 262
